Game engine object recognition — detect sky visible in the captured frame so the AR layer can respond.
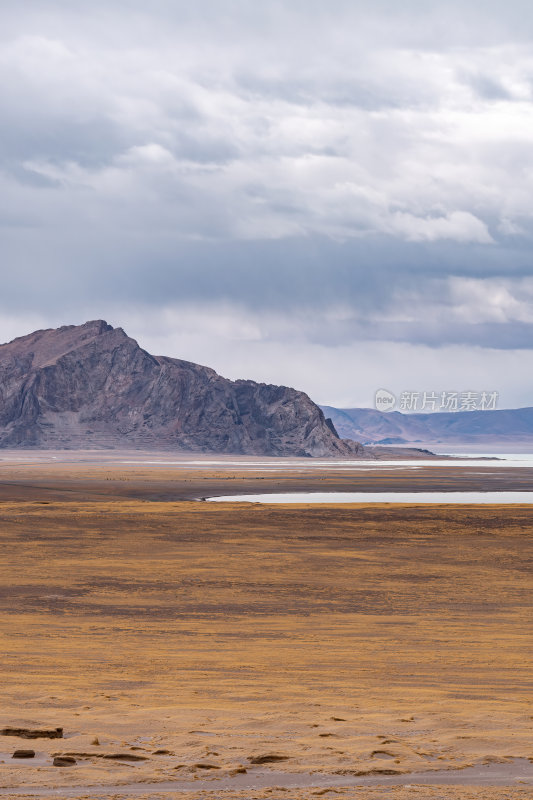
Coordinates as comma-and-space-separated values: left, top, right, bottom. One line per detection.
1, 1, 533, 408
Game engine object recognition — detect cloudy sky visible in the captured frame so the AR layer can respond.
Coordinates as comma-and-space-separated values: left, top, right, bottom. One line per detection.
2, 1, 533, 408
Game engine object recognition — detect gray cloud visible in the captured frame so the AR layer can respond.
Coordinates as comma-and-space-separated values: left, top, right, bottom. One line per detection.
1, 1, 533, 405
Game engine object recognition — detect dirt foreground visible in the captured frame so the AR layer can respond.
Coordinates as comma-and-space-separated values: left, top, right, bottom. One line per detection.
0, 458, 532, 799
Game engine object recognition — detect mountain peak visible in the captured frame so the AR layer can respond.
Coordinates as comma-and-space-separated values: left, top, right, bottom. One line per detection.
67, 319, 114, 336
0, 320, 122, 371
0, 321, 363, 456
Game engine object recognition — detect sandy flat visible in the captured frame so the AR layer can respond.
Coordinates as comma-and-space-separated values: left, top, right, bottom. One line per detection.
0, 458, 532, 799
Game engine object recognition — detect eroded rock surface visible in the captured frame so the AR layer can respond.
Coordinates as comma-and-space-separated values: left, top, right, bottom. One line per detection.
52, 756, 76, 767
1, 726, 63, 739
0, 320, 363, 457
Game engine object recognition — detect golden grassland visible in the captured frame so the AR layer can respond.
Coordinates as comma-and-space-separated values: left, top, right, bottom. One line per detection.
0, 462, 532, 798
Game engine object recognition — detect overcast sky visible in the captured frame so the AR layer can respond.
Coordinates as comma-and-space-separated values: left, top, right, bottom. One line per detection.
2, 1, 533, 408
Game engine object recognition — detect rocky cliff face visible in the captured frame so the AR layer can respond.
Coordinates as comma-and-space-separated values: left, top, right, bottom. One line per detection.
0, 320, 363, 456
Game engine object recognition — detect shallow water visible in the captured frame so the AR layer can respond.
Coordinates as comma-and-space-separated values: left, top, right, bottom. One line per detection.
209, 491, 533, 503
4, 451, 533, 469
123, 455, 533, 469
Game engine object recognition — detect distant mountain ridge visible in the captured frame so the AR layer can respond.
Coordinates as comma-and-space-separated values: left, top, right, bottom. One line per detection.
321, 404, 533, 448
0, 320, 366, 456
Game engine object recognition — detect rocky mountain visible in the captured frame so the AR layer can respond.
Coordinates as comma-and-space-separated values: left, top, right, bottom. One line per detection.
321, 404, 533, 449
0, 320, 364, 457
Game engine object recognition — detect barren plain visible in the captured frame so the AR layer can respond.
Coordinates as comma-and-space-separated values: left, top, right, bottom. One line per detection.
0, 453, 532, 799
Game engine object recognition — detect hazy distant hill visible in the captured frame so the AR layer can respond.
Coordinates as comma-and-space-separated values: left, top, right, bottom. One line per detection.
0, 320, 365, 457
321, 405, 533, 448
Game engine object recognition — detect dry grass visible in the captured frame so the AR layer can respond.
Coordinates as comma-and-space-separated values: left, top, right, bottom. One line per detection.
0, 464, 531, 798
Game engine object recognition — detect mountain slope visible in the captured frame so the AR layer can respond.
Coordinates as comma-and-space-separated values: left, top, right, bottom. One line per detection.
0, 320, 363, 456
321, 404, 533, 447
